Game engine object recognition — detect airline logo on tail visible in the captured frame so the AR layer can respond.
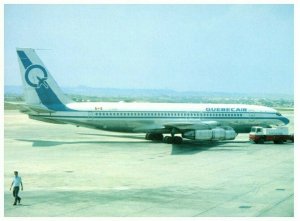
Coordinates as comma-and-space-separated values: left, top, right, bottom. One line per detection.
25, 64, 49, 89
17, 50, 49, 89
17, 49, 73, 112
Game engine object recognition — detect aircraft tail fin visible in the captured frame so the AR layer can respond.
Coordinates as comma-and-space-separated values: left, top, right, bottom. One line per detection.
16, 48, 73, 111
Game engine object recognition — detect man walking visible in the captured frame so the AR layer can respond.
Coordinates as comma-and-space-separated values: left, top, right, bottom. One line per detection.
9, 171, 23, 205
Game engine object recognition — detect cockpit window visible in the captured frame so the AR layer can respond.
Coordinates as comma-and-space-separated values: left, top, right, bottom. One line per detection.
276, 112, 282, 116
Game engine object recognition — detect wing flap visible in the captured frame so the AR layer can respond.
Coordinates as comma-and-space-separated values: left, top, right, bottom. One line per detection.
132, 121, 221, 133
133, 124, 167, 133
164, 121, 220, 131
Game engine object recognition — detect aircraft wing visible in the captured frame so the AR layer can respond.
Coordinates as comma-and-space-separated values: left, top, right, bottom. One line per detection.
133, 124, 167, 133
164, 121, 220, 131
133, 120, 221, 133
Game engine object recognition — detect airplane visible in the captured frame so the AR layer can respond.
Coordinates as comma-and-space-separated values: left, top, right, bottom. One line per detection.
15, 48, 290, 144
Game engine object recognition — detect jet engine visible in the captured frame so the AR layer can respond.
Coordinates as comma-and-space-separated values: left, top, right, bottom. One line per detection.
182, 127, 237, 141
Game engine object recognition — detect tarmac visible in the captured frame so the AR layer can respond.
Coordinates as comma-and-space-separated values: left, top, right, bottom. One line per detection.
4, 110, 294, 217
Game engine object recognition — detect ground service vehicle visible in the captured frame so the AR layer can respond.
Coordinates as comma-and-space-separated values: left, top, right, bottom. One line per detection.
249, 126, 294, 144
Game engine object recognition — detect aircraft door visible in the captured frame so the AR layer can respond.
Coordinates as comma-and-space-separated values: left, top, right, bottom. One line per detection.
249, 113, 255, 122
88, 111, 94, 120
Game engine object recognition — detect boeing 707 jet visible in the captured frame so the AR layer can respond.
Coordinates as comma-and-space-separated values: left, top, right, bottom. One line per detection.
16, 48, 289, 144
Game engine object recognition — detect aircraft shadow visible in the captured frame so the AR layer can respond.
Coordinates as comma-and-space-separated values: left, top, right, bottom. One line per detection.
171, 140, 248, 155
15, 138, 250, 153
78, 133, 250, 144
77, 132, 145, 140
221, 140, 250, 144
171, 141, 221, 155
16, 139, 149, 147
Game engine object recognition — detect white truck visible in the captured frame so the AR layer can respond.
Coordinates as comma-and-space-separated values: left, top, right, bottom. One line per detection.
249, 126, 294, 144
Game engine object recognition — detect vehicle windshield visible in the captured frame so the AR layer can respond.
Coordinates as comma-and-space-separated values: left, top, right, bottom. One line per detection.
276, 112, 282, 116
251, 128, 257, 132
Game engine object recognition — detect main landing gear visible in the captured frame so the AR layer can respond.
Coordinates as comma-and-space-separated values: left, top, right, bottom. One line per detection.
145, 133, 183, 144
145, 133, 163, 141
163, 136, 183, 144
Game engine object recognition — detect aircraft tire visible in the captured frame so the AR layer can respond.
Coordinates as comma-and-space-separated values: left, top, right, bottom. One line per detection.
163, 136, 182, 144
145, 133, 149, 140
153, 133, 163, 141
173, 136, 183, 144
163, 136, 173, 144
146, 133, 163, 141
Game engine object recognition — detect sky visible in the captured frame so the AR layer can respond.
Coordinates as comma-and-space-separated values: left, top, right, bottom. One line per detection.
4, 4, 294, 95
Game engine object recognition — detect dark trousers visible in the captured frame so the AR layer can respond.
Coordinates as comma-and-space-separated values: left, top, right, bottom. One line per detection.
13, 186, 21, 204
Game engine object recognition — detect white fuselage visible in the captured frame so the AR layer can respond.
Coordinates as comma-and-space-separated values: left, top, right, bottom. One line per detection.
16, 48, 290, 143
29, 102, 288, 134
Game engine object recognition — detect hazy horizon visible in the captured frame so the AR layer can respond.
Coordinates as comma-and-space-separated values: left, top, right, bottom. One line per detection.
4, 84, 294, 98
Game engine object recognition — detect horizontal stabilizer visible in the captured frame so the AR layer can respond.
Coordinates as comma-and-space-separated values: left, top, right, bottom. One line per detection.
5, 102, 55, 113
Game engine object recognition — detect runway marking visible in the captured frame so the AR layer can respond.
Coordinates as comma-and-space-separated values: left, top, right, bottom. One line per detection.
239, 205, 252, 209
256, 193, 294, 216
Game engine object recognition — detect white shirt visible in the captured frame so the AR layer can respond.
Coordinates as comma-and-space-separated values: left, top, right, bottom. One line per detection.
12, 176, 22, 187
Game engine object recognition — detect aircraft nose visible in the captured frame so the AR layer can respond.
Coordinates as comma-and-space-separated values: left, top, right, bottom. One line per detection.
281, 117, 290, 125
